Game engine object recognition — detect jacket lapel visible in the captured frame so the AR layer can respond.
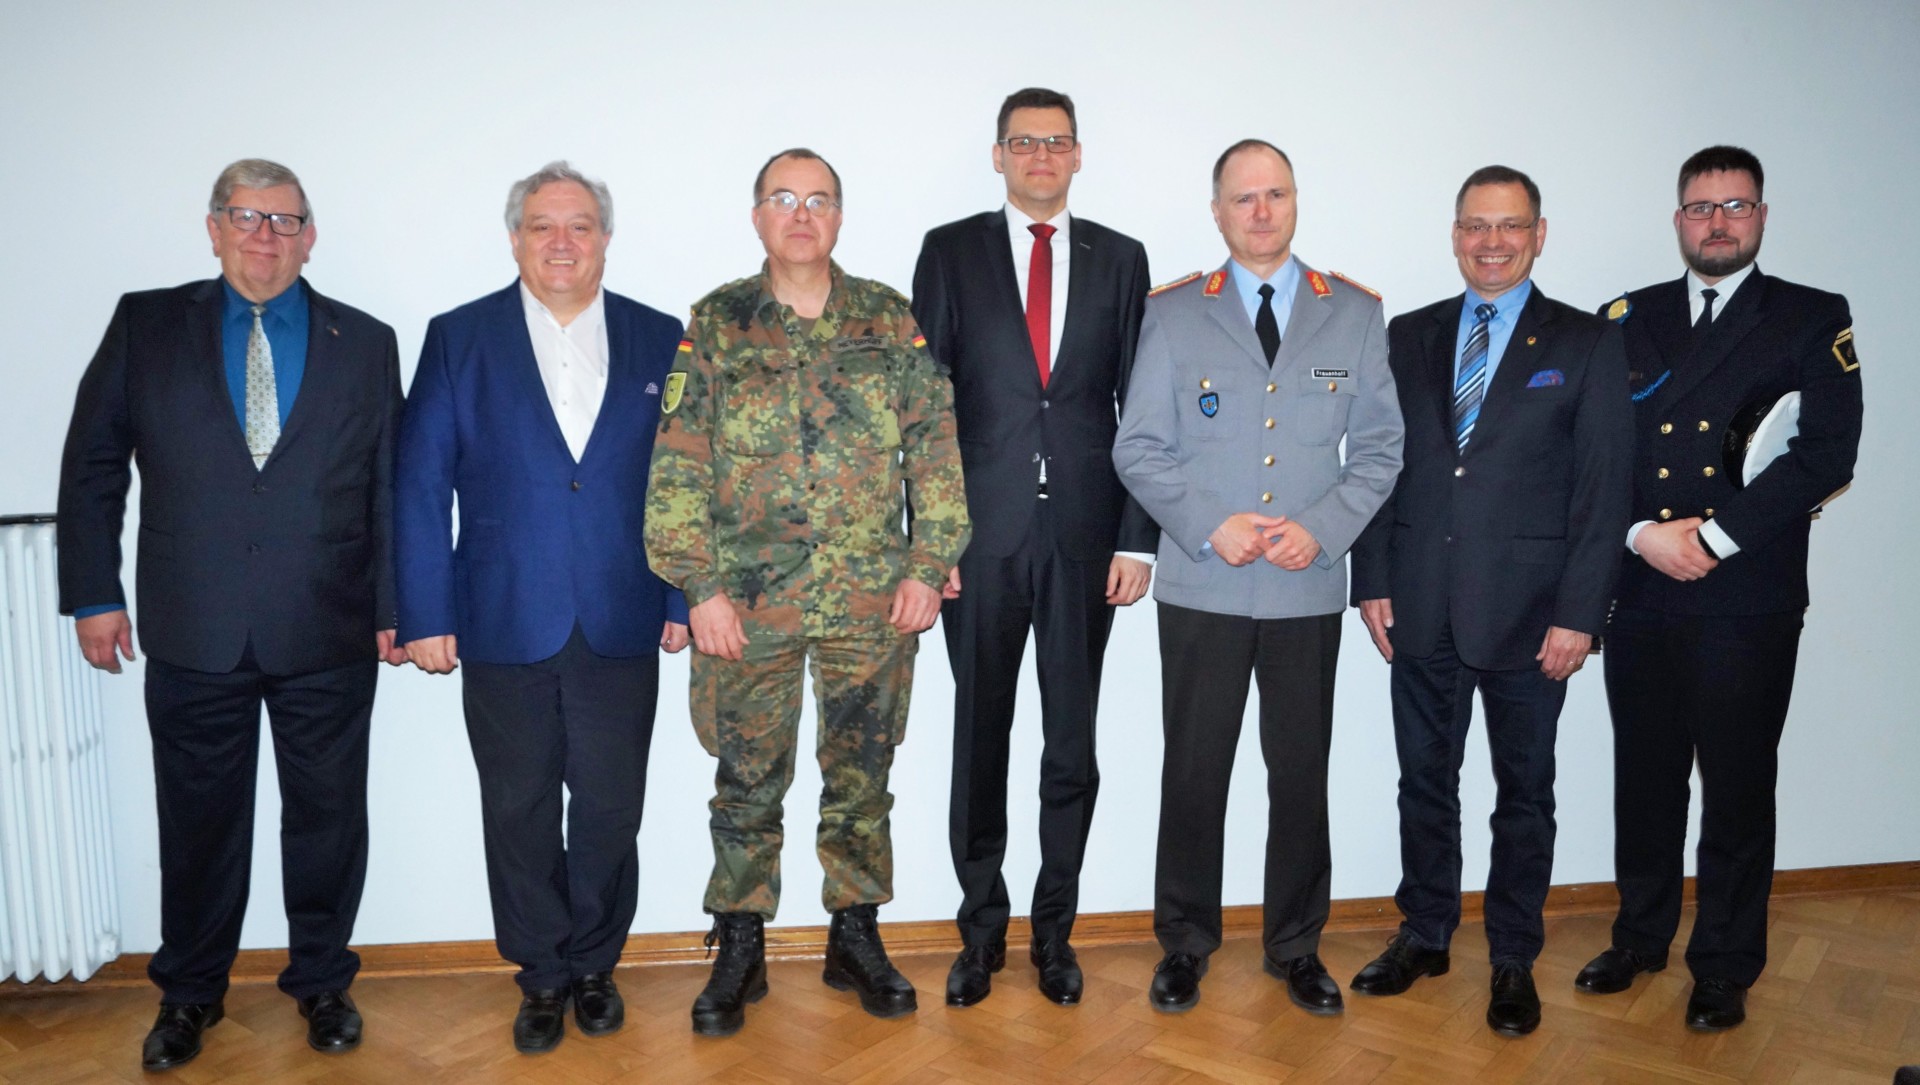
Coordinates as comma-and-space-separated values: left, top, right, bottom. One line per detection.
1470, 288, 1554, 446
1271, 263, 1329, 376
1054, 217, 1095, 386
185, 280, 254, 464
492, 283, 575, 458
577, 294, 629, 466
265, 278, 335, 470
1655, 271, 1765, 412
1203, 261, 1271, 372
980, 211, 1043, 386
1425, 297, 1461, 446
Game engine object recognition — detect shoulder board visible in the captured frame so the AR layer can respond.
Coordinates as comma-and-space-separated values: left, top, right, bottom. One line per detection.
1306, 271, 1332, 298
1149, 271, 1203, 297
1605, 294, 1632, 323
1326, 270, 1382, 301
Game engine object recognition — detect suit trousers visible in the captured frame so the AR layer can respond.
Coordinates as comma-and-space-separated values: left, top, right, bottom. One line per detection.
942, 498, 1113, 946
1153, 601, 1341, 962
461, 626, 659, 993
1389, 620, 1565, 965
143, 644, 374, 1004
1603, 604, 1803, 987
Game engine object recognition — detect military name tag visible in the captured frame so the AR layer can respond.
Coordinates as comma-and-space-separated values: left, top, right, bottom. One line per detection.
830, 335, 889, 352
1199, 392, 1219, 417
1311, 368, 1349, 379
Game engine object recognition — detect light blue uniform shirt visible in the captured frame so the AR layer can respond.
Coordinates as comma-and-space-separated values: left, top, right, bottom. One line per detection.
1229, 256, 1301, 340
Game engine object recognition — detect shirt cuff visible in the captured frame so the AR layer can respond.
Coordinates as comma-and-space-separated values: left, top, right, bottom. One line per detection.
1625, 520, 1654, 554
1115, 550, 1155, 565
72, 603, 126, 619
1698, 518, 1741, 558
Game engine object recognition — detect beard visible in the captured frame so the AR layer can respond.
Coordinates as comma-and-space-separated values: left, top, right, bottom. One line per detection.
1684, 232, 1762, 278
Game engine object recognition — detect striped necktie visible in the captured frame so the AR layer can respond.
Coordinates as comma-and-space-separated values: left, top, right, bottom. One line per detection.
1453, 302, 1496, 451
245, 304, 280, 469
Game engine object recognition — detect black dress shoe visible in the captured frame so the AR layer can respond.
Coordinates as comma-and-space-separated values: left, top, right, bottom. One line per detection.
1265, 952, 1343, 1015
1685, 978, 1747, 1031
512, 988, 568, 1054
944, 941, 1005, 1008
1487, 964, 1541, 1036
1892, 1065, 1920, 1085
1148, 952, 1206, 1013
570, 972, 624, 1037
140, 1002, 223, 1072
1573, 946, 1667, 994
822, 905, 918, 1018
1030, 940, 1083, 1006
296, 990, 362, 1053
1350, 933, 1451, 996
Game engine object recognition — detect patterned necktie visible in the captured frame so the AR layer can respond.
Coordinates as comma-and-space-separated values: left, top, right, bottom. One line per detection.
245, 304, 280, 469
1693, 287, 1719, 339
1255, 283, 1281, 364
1026, 223, 1056, 387
1453, 302, 1496, 451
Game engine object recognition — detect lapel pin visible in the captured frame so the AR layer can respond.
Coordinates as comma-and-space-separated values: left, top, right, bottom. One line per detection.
1526, 336, 1536, 345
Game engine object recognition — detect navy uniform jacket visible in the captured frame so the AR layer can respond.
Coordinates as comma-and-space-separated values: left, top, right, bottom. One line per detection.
1607, 270, 1862, 616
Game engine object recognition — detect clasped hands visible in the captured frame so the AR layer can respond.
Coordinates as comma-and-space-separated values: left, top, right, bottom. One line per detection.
1210, 512, 1320, 571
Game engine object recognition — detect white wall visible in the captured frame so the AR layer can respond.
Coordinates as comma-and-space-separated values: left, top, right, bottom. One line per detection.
1, 0, 1914, 957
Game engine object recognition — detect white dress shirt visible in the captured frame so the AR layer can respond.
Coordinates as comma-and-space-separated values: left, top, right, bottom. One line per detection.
520, 281, 609, 463
1004, 202, 1070, 366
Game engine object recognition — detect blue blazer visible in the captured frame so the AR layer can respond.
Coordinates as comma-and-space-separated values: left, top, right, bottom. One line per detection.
395, 282, 688, 664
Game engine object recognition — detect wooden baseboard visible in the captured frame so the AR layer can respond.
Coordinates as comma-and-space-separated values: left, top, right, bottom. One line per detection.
9, 860, 1916, 995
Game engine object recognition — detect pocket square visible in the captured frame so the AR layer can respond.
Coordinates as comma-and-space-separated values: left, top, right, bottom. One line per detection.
1526, 369, 1565, 388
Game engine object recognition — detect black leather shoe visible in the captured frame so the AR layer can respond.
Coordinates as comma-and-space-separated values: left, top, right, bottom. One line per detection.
822, 904, 917, 1018
693, 913, 768, 1036
140, 1002, 223, 1072
1487, 964, 1542, 1036
1574, 946, 1668, 994
296, 990, 362, 1053
1031, 940, 1083, 1006
570, 971, 624, 1037
1685, 978, 1747, 1031
512, 988, 568, 1054
1893, 1065, 1920, 1085
1148, 952, 1206, 1013
944, 940, 1005, 1008
1265, 952, 1343, 1015
1350, 933, 1451, 996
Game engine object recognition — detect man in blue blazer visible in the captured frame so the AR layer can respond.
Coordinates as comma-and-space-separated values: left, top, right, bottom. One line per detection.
395, 162, 688, 1054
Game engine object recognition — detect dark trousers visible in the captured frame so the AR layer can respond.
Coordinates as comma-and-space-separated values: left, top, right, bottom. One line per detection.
942, 500, 1113, 946
1153, 602, 1340, 962
144, 645, 374, 1004
462, 626, 659, 993
1603, 605, 1802, 987
1389, 621, 1564, 965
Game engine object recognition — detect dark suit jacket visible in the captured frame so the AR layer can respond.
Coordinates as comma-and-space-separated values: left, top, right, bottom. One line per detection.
394, 283, 687, 665
911, 210, 1155, 561
57, 277, 402, 675
1351, 287, 1632, 671
1607, 271, 1861, 616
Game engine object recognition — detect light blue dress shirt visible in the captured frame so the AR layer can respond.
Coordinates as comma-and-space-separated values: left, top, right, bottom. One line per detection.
1452, 279, 1533, 389
1229, 257, 1301, 339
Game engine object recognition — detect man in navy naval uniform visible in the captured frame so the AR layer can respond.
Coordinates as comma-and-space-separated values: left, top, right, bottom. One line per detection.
1574, 146, 1862, 1032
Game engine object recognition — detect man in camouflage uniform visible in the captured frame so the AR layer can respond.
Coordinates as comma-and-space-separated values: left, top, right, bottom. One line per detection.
646, 148, 970, 1036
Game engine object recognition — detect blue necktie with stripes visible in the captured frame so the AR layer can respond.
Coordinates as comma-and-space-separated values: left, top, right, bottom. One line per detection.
1453, 302, 1496, 451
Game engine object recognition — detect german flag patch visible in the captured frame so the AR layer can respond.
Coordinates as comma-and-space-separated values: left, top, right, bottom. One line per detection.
910, 332, 927, 350
676, 338, 693, 354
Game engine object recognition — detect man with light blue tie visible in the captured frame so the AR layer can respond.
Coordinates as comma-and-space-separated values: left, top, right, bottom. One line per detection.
1347, 166, 1632, 1036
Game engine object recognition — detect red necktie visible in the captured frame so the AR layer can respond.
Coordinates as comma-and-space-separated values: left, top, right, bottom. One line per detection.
1026, 223, 1056, 387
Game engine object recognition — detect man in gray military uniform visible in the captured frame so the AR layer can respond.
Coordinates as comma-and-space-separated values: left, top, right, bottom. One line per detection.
1113, 138, 1403, 1016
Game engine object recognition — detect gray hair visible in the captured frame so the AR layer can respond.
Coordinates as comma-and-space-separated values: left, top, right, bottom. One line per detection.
209, 158, 311, 221
505, 160, 613, 232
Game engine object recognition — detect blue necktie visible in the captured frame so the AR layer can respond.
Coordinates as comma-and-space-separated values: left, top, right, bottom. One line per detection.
1453, 302, 1496, 451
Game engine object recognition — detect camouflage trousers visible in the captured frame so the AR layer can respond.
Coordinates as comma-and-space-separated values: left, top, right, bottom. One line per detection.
691, 631, 917, 919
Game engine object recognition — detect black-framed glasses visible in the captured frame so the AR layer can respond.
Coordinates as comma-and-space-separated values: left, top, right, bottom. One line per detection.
758, 190, 839, 216
1680, 198, 1760, 220
216, 205, 308, 236
1454, 220, 1538, 237
999, 135, 1077, 155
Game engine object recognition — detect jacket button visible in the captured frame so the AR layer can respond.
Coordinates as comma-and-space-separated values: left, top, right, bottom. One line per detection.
1698, 420, 1711, 432
1657, 467, 1670, 479
1660, 422, 1673, 434
1454, 466, 1466, 478
1703, 466, 1716, 477
1261, 492, 1272, 503
1264, 418, 1275, 429
1263, 455, 1274, 466
1327, 381, 1337, 392
571, 480, 582, 491
1266, 382, 1277, 393
252, 483, 265, 494
1659, 508, 1673, 520
1705, 507, 1716, 516
1201, 379, 1212, 390
1041, 400, 1050, 409
248, 543, 261, 554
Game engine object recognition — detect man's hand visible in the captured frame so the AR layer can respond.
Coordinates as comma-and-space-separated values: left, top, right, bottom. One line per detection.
1637, 518, 1719, 582
890, 579, 943, 634
1262, 518, 1322, 571
1106, 555, 1151, 606
689, 594, 748, 660
1358, 598, 1395, 663
406, 634, 459, 674
75, 610, 135, 673
1209, 513, 1287, 566
661, 621, 691, 654
376, 628, 407, 666
1536, 625, 1594, 681
942, 565, 962, 600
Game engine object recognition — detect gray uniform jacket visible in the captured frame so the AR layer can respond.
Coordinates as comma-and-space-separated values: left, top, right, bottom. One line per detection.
1114, 259, 1403, 619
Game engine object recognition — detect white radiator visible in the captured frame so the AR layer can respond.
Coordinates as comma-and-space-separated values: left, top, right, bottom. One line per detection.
0, 516, 119, 982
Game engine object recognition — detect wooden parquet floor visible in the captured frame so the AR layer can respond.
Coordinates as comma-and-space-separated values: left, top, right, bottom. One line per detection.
4, 894, 1919, 1084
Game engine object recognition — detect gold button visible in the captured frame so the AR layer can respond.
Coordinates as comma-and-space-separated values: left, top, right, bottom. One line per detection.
1261, 492, 1273, 503
1327, 381, 1337, 392
1266, 382, 1276, 393
1265, 418, 1275, 429
1659, 508, 1673, 520
1705, 507, 1715, 516
1657, 468, 1670, 479
1698, 420, 1711, 432
1660, 422, 1673, 434
1703, 466, 1716, 477
1263, 455, 1274, 466
1200, 379, 1211, 390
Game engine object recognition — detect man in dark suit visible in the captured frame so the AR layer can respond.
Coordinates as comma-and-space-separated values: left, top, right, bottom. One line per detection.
1574, 146, 1862, 1032
395, 161, 688, 1053
57, 158, 404, 1071
1347, 166, 1632, 1037
911, 87, 1153, 1009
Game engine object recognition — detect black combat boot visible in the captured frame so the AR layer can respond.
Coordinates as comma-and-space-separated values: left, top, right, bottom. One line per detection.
691, 913, 768, 1036
822, 904, 917, 1018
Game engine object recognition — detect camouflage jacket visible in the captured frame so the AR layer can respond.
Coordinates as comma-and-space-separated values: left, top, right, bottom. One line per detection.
646, 262, 970, 637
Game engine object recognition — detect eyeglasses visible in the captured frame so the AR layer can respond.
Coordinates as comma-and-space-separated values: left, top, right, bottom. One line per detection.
1454, 220, 1537, 237
758, 190, 839, 216
216, 205, 308, 236
1680, 199, 1760, 220
999, 135, 1077, 155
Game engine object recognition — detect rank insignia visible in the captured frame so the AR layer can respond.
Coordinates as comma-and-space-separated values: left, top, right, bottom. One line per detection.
1149, 271, 1203, 297
1203, 271, 1227, 297
662, 372, 687, 414
1833, 327, 1859, 372
1199, 391, 1220, 417
1327, 270, 1381, 300
1606, 296, 1632, 323
1308, 271, 1332, 298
